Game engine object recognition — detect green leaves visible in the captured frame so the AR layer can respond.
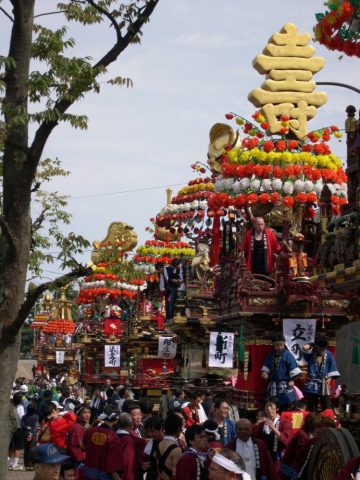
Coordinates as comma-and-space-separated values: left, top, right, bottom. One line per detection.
107, 76, 133, 87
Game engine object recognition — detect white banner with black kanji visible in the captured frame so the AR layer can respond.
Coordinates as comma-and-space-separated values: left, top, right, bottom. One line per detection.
56, 351, 65, 364
209, 332, 234, 368
158, 336, 177, 359
104, 345, 121, 367
283, 318, 316, 366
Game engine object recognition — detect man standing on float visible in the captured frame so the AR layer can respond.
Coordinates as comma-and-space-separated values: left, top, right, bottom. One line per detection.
243, 217, 281, 275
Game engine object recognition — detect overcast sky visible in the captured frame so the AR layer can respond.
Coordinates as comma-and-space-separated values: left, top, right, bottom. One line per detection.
1, 1, 359, 279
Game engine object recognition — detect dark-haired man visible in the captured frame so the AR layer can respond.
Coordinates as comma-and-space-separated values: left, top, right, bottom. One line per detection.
261, 334, 301, 408
176, 425, 208, 480
81, 407, 121, 480
67, 405, 91, 464
154, 413, 183, 480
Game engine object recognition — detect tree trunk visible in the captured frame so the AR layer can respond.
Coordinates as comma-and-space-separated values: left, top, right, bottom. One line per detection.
0, 337, 21, 477
0, 1, 35, 477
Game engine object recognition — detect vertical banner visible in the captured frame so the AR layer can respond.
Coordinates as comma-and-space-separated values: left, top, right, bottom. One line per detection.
104, 345, 121, 367
158, 336, 177, 359
283, 318, 316, 366
56, 351, 65, 364
209, 332, 234, 368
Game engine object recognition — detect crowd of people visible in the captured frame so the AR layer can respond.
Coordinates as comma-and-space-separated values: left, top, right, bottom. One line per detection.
8, 372, 360, 480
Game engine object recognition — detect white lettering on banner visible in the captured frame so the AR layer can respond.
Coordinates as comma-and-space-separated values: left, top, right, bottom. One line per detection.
283, 318, 316, 366
209, 332, 234, 368
56, 351, 65, 364
158, 336, 177, 359
104, 345, 121, 367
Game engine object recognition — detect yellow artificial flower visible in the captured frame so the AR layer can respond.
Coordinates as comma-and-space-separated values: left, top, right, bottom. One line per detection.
239, 151, 251, 164
280, 152, 292, 164
227, 149, 239, 164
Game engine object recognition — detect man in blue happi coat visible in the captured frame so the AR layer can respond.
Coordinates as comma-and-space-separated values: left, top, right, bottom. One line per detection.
302, 334, 340, 411
261, 334, 302, 407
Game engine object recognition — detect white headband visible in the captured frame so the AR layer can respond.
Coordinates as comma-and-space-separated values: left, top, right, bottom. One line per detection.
212, 454, 248, 476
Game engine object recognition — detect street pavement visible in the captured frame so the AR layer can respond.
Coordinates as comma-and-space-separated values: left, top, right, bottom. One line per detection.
8, 470, 33, 480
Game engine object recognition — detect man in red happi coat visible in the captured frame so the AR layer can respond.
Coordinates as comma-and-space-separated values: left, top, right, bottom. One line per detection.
116, 413, 137, 480
226, 418, 278, 480
243, 217, 280, 275
80, 409, 122, 480
176, 424, 209, 480
67, 405, 91, 464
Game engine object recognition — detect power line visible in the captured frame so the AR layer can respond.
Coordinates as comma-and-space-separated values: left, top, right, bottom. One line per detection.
68, 182, 187, 199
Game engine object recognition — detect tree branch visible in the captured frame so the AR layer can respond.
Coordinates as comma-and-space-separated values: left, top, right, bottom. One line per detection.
1, 264, 92, 342
0, 6, 14, 22
28, 0, 160, 168
34, 10, 67, 18
0, 214, 18, 258
86, 0, 122, 43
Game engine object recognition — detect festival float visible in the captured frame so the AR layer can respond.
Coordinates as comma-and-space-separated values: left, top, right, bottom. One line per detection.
31, 289, 80, 381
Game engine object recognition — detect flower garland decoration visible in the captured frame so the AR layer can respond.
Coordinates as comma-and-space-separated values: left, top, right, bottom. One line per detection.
41, 319, 75, 335
314, 1, 360, 58
156, 163, 215, 239
207, 111, 347, 217
77, 267, 147, 305
133, 239, 195, 280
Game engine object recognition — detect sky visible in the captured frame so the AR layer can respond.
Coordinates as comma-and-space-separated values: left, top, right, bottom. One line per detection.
1, 0, 360, 280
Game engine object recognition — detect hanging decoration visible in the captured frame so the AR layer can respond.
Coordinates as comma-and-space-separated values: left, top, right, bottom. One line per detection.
209, 332, 234, 368
158, 336, 177, 359
56, 351, 65, 364
283, 318, 316, 366
314, 1, 360, 58
104, 345, 121, 367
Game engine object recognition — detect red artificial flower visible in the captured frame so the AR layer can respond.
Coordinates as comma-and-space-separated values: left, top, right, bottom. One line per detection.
302, 144, 312, 152
276, 140, 286, 152
293, 165, 302, 176
235, 165, 246, 178
283, 166, 294, 178
263, 165, 273, 178
295, 192, 308, 204
263, 141, 275, 153
247, 193, 258, 205
282, 196, 294, 208
244, 163, 255, 176
225, 113, 234, 120
281, 114, 290, 121
221, 163, 233, 177
259, 193, 270, 204
261, 122, 269, 130
331, 195, 340, 205
280, 127, 289, 136
307, 192, 317, 204
287, 140, 298, 151
253, 164, 264, 177
273, 166, 283, 178
252, 111, 261, 119
234, 194, 247, 209
339, 197, 348, 206
271, 192, 280, 203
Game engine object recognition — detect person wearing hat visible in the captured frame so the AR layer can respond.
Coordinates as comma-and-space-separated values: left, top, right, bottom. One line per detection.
209, 449, 251, 480
67, 405, 91, 465
31, 442, 70, 480
302, 335, 340, 412
203, 419, 223, 450
80, 406, 122, 480
287, 233, 309, 278
261, 333, 302, 408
